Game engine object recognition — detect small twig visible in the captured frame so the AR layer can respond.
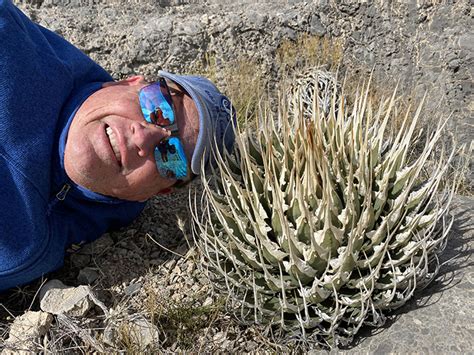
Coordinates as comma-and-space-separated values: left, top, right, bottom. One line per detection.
28, 278, 48, 311
0, 303, 15, 318
146, 233, 185, 259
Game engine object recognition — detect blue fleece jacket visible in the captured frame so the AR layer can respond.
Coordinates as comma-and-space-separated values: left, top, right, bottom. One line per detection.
0, 0, 145, 291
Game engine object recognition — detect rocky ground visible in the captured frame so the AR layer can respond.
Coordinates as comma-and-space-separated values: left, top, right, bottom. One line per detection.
1, 0, 473, 353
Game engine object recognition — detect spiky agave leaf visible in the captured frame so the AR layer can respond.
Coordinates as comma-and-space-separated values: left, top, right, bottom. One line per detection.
191, 70, 458, 348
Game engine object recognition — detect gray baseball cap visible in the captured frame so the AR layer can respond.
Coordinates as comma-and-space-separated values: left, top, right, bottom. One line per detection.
159, 70, 236, 175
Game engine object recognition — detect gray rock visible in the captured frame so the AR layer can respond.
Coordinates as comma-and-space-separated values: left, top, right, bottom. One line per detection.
124, 282, 142, 296
458, 33, 474, 51
77, 267, 100, 284
70, 252, 91, 268
277, 9, 301, 28
337, 2, 360, 15
447, 58, 461, 72
40, 280, 93, 317
174, 21, 202, 36
309, 14, 326, 36
155, 17, 174, 34
245, 11, 267, 30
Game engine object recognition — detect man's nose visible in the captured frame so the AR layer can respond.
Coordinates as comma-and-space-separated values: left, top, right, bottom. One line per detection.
131, 121, 170, 157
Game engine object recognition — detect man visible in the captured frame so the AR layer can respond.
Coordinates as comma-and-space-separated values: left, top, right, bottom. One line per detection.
0, 0, 235, 291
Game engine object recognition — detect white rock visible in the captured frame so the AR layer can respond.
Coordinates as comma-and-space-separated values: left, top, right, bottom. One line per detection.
203, 297, 213, 307
40, 280, 93, 317
213, 331, 226, 343
104, 316, 159, 349
127, 317, 160, 348
2, 311, 53, 354
39, 279, 67, 300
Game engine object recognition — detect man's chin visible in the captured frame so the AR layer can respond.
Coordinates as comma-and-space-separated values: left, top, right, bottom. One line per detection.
106, 186, 155, 202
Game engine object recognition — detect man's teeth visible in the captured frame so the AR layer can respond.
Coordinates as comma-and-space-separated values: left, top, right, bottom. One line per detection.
106, 127, 122, 163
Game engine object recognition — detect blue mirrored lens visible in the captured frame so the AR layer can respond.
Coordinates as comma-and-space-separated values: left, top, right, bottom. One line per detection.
154, 137, 188, 179
139, 82, 175, 126
139, 79, 188, 180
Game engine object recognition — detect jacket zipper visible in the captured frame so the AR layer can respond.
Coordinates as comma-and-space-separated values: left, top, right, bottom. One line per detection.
46, 183, 70, 215
56, 183, 71, 200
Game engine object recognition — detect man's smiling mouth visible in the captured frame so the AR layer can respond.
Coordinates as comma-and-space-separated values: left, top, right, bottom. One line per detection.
105, 126, 122, 165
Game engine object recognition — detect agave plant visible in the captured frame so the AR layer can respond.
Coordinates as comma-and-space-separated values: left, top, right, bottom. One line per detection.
191, 71, 457, 347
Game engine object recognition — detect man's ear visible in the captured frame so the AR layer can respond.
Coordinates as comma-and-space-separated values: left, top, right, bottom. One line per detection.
102, 75, 146, 88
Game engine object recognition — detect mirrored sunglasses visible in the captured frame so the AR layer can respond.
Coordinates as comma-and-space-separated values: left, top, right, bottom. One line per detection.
139, 78, 190, 180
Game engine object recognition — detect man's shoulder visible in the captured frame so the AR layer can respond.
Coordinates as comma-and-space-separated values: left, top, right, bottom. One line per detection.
0, 1, 27, 30
0, 0, 8, 13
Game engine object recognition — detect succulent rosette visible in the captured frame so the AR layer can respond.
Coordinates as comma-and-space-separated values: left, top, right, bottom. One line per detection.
191, 70, 457, 347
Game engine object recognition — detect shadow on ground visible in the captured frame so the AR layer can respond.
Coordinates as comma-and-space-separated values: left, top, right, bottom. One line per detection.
344, 195, 473, 353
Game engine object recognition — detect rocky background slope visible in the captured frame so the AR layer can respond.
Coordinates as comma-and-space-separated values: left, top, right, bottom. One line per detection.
20, 0, 473, 145
1, 0, 473, 353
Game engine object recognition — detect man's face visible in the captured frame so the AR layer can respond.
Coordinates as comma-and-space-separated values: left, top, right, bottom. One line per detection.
64, 76, 199, 201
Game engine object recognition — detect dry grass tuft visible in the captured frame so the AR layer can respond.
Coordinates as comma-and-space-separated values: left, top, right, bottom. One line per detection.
143, 287, 224, 349
194, 54, 266, 127
277, 34, 344, 75
193, 35, 344, 128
